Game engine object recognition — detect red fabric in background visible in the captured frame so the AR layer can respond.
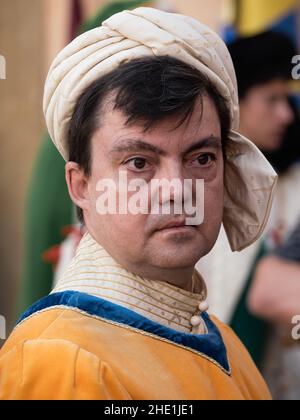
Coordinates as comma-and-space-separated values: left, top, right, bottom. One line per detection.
70, 0, 83, 40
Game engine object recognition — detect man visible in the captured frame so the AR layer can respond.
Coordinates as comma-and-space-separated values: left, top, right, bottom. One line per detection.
0, 8, 276, 400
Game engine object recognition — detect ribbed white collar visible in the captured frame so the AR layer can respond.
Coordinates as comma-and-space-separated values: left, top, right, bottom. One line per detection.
53, 233, 207, 333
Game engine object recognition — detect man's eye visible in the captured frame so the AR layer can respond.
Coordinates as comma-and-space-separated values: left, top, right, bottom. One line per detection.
125, 157, 148, 171
196, 154, 216, 166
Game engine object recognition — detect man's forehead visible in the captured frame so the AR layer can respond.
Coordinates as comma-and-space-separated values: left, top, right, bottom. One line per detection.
96, 95, 222, 152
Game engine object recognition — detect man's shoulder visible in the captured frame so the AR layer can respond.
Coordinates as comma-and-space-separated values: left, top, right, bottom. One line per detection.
0, 305, 96, 360
0, 314, 130, 400
0, 307, 109, 400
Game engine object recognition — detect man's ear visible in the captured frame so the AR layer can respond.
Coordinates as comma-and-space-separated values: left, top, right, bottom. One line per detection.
65, 162, 90, 211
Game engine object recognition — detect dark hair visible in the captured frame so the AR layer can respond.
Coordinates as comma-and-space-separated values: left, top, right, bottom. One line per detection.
67, 56, 231, 223
228, 31, 297, 99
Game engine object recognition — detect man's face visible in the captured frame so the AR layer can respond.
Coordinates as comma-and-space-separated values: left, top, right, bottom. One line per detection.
71, 95, 224, 282
240, 79, 294, 152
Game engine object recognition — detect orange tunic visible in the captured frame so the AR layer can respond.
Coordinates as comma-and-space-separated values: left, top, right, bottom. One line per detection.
0, 291, 271, 400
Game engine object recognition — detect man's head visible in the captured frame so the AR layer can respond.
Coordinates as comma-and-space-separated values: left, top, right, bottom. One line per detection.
44, 7, 277, 258
228, 31, 295, 152
65, 56, 230, 282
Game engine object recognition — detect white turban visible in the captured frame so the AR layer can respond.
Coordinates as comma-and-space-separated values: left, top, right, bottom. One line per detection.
43, 7, 277, 252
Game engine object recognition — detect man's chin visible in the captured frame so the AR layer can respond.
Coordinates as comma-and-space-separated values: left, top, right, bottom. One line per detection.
149, 250, 206, 270
145, 232, 214, 268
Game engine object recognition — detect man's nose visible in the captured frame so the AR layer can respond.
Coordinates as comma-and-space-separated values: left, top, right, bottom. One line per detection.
157, 162, 186, 203
158, 161, 186, 182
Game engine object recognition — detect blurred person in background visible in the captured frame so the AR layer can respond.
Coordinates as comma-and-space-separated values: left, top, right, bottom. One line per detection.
249, 221, 300, 325
197, 30, 300, 396
232, 32, 294, 153
248, 220, 300, 400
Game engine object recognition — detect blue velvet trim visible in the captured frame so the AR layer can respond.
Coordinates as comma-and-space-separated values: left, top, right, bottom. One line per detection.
17, 290, 230, 373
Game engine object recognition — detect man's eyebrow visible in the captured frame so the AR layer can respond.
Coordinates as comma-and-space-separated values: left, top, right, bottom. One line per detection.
109, 140, 166, 155
183, 137, 222, 155
109, 137, 222, 156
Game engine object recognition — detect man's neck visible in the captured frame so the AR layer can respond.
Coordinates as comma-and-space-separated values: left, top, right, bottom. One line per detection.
128, 265, 196, 293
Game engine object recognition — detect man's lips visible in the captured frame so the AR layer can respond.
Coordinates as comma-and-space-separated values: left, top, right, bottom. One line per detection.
155, 218, 194, 231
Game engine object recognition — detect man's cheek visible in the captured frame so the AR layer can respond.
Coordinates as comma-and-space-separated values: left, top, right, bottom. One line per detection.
204, 194, 223, 227
203, 186, 224, 226
114, 214, 146, 236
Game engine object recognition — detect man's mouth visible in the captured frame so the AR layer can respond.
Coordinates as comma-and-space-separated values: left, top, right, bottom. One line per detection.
157, 219, 187, 230
155, 218, 197, 235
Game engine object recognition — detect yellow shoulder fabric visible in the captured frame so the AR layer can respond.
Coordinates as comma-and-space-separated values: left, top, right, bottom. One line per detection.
0, 338, 131, 400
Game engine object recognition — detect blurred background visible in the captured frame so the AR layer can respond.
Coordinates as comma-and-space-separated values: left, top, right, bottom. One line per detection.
0, 0, 300, 399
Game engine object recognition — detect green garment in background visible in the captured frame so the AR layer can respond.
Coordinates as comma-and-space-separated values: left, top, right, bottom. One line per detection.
230, 243, 270, 368
17, 0, 147, 318
80, 0, 149, 33
17, 135, 71, 316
